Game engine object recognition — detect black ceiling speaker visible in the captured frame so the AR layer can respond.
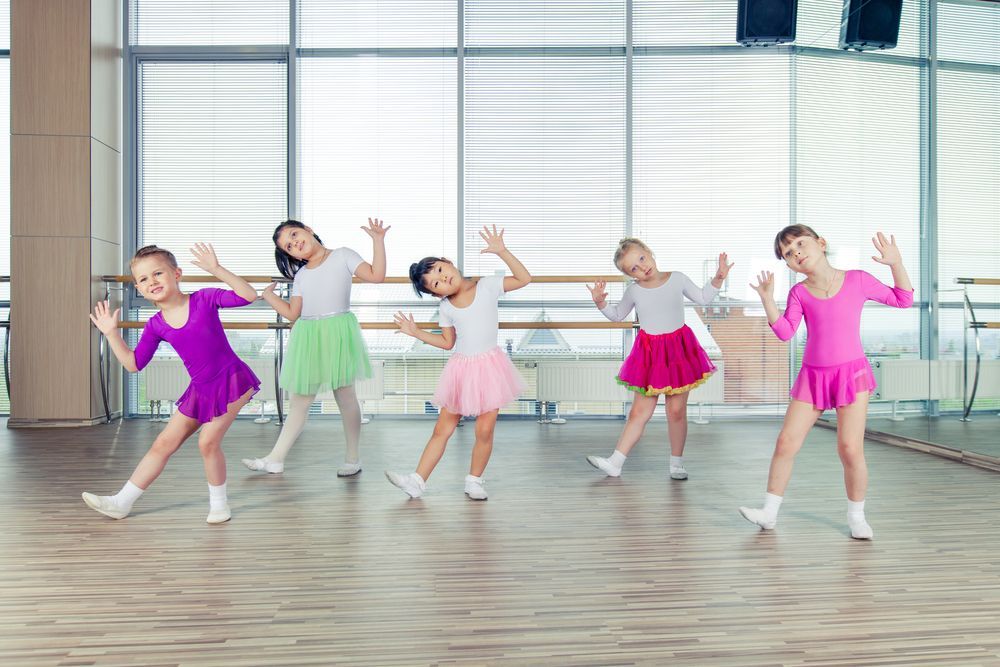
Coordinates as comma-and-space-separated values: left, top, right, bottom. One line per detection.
737, 0, 797, 46
840, 0, 903, 51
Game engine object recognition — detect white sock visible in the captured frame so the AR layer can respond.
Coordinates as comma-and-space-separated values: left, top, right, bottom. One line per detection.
266, 393, 314, 463
208, 482, 228, 510
412, 472, 427, 489
670, 455, 684, 468
333, 385, 362, 465
609, 451, 626, 468
763, 492, 783, 520
112, 481, 144, 508
847, 499, 866, 517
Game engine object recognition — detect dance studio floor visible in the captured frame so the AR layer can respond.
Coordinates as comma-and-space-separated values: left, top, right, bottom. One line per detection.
2, 418, 998, 666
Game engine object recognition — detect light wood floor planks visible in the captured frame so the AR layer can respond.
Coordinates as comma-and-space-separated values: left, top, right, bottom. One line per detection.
1, 417, 998, 666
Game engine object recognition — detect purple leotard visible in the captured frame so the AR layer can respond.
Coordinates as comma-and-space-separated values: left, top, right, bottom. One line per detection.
770, 270, 913, 410
134, 288, 260, 422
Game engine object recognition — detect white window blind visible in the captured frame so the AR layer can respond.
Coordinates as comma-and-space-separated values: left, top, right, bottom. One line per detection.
137, 61, 287, 274
633, 51, 791, 408
937, 1, 1000, 66
795, 55, 922, 360
465, 1, 624, 47
297, 1, 456, 48
130, 0, 288, 46
634, 0, 737, 47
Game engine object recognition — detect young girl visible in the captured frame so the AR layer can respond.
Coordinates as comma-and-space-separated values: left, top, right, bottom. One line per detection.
585, 238, 733, 481
384, 225, 530, 500
242, 218, 388, 477
739, 226, 913, 540
84, 243, 261, 523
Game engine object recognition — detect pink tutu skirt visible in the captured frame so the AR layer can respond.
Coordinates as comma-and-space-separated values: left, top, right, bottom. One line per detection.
790, 357, 876, 410
433, 347, 526, 417
176, 360, 261, 423
617, 326, 716, 396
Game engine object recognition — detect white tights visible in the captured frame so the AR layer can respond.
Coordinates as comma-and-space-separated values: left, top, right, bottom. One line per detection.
266, 385, 362, 464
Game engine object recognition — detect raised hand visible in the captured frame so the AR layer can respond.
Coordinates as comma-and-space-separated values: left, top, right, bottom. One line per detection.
393, 311, 421, 338
715, 252, 735, 282
89, 300, 121, 336
190, 242, 220, 273
871, 232, 901, 266
479, 225, 507, 255
262, 282, 278, 299
587, 280, 608, 305
361, 217, 391, 240
750, 270, 775, 299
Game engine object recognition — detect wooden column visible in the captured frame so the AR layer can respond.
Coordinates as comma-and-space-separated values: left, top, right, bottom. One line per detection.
10, 0, 122, 427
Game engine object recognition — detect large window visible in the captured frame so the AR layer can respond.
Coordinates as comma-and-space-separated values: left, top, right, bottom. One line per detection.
125, 0, 996, 419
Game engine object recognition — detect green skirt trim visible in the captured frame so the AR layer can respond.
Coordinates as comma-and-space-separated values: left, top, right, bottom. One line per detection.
279, 312, 371, 395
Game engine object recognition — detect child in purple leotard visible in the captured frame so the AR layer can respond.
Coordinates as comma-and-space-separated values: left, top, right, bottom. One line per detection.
739, 226, 913, 540
83, 243, 260, 524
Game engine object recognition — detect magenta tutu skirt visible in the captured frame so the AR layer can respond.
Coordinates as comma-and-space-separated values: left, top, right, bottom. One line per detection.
176, 360, 261, 423
790, 357, 876, 410
433, 347, 526, 417
617, 326, 716, 396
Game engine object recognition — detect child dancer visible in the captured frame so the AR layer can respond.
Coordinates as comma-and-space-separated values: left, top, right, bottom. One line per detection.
384, 225, 529, 500
84, 244, 261, 523
585, 238, 732, 481
739, 227, 913, 539
242, 218, 388, 477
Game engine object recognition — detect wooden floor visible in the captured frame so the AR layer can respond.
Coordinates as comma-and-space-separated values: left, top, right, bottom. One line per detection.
2, 417, 999, 666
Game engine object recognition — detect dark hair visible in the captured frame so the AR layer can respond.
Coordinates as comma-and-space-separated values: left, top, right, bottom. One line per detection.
272, 220, 323, 279
773, 224, 821, 260
131, 245, 178, 270
409, 257, 453, 298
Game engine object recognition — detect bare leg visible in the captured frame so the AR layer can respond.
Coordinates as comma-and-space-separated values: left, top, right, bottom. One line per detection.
198, 388, 255, 486
614, 393, 659, 456
415, 409, 463, 482
835, 392, 870, 502
128, 410, 201, 489
664, 392, 690, 457
469, 410, 499, 477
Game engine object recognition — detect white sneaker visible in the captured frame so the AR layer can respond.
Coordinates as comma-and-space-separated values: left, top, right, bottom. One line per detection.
849, 515, 874, 540
738, 506, 776, 530
82, 492, 130, 520
207, 503, 231, 524
242, 457, 284, 474
337, 462, 362, 477
464, 475, 488, 501
586, 455, 622, 478
385, 471, 424, 498
669, 465, 688, 480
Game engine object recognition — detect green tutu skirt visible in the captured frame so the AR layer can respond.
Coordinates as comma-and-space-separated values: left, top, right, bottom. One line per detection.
279, 312, 371, 395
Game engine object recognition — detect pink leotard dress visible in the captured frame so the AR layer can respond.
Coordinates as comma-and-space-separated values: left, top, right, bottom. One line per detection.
134, 288, 261, 422
770, 270, 913, 410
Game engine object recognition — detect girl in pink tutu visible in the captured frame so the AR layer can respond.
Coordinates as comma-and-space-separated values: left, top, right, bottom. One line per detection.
385, 225, 530, 501
84, 243, 261, 524
586, 237, 733, 481
739, 226, 913, 539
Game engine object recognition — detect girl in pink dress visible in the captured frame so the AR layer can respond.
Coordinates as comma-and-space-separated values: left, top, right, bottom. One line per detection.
84, 244, 260, 524
384, 226, 530, 501
739, 226, 913, 539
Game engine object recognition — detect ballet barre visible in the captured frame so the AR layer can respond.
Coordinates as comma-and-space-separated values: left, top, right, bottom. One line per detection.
114, 321, 636, 330
100, 274, 629, 284
955, 277, 999, 420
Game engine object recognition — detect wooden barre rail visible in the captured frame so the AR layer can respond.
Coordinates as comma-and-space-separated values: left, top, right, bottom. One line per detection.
970, 322, 1000, 329
955, 278, 1000, 286
116, 321, 636, 330
101, 274, 627, 285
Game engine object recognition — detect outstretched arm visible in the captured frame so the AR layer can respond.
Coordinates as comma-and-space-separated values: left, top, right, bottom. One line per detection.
393, 312, 456, 350
190, 242, 258, 303
354, 217, 390, 283
871, 232, 913, 295
260, 282, 304, 322
480, 226, 531, 292
89, 300, 139, 372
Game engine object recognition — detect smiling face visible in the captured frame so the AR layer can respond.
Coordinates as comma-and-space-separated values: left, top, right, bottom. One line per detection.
778, 234, 828, 274
275, 225, 320, 261
422, 260, 464, 297
617, 246, 659, 281
131, 256, 182, 303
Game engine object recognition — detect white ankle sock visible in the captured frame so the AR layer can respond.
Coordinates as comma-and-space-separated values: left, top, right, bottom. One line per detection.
208, 482, 228, 510
112, 481, 144, 508
847, 499, 865, 516
609, 451, 626, 467
670, 455, 683, 468
763, 492, 783, 520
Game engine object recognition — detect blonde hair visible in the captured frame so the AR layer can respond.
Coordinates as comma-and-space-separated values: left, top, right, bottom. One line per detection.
613, 237, 653, 273
130, 245, 178, 270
